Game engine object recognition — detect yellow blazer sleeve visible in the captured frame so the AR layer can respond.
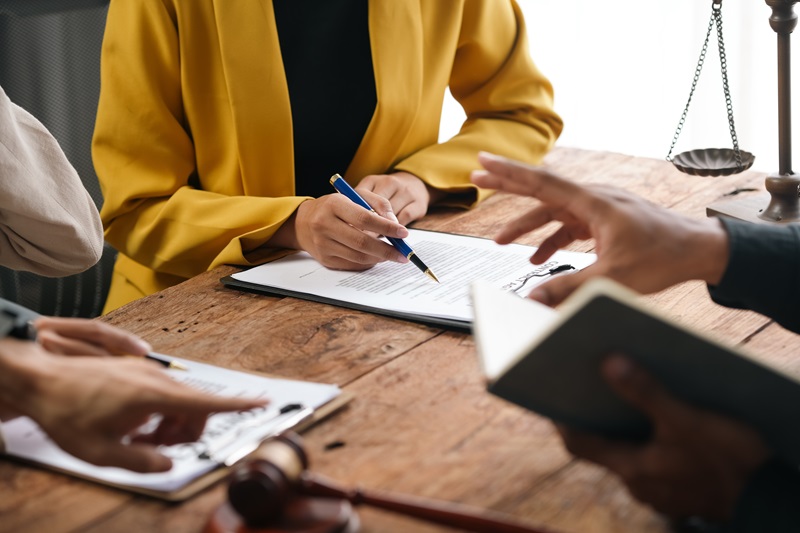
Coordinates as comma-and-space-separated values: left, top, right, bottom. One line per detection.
393, 0, 562, 206
93, 0, 303, 281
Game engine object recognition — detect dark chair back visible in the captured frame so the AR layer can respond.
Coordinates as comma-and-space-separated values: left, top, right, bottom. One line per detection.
0, 0, 114, 317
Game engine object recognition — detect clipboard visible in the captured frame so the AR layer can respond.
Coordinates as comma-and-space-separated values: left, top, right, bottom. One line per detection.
0, 360, 352, 502
221, 229, 596, 332
221, 274, 472, 331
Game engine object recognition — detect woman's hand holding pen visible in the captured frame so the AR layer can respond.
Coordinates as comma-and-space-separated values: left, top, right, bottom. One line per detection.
284, 191, 411, 271
0, 338, 267, 472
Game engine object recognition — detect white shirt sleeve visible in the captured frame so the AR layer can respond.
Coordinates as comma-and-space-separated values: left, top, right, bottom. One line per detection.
0, 84, 104, 276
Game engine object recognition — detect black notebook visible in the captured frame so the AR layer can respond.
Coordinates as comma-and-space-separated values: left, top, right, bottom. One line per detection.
471, 278, 800, 465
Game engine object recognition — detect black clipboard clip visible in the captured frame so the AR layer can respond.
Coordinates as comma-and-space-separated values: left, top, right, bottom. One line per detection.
507, 263, 575, 296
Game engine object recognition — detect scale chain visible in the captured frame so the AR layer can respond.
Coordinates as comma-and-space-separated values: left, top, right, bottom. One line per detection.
715, 2, 743, 169
666, 0, 744, 170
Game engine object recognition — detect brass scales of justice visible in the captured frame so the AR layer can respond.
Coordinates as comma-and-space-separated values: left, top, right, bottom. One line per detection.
669, 0, 800, 224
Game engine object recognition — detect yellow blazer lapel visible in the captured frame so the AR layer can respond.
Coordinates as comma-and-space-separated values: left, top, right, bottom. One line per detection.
212, 0, 295, 196
349, 0, 423, 179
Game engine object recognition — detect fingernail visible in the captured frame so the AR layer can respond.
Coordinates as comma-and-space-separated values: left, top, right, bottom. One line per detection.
396, 253, 409, 263
396, 226, 409, 238
470, 170, 487, 180
136, 339, 153, 353
387, 211, 399, 223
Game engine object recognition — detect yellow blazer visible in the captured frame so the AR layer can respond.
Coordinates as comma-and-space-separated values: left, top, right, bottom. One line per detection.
93, 0, 563, 312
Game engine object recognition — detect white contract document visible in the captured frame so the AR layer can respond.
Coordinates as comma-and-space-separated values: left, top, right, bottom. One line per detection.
226, 229, 596, 328
0, 356, 341, 498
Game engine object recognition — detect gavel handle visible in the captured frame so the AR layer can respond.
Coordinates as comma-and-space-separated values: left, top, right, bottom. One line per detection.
299, 472, 559, 533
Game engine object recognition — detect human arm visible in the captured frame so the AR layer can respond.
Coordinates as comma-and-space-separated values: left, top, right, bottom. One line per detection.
93, 0, 411, 278
470, 152, 730, 305
391, 1, 563, 208
0, 338, 266, 472
471, 153, 800, 330
0, 84, 103, 276
557, 355, 771, 524
708, 219, 800, 334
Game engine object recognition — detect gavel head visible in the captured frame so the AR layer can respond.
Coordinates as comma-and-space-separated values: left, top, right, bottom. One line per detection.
227, 432, 309, 527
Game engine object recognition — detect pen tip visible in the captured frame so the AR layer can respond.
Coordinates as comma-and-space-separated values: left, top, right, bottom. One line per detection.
170, 361, 189, 371
426, 270, 440, 283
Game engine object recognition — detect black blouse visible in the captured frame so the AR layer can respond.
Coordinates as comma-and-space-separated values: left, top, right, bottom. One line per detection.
273, 0, 377, 198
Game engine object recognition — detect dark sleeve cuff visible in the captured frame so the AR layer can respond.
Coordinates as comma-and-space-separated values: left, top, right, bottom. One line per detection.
708, 218, 800, 334
729, 458, 800, 532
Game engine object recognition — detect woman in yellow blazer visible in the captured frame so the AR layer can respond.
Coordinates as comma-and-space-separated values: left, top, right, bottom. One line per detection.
93, 0, 563, 312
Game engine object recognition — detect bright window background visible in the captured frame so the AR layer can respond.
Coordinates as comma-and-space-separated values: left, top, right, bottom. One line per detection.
440, 0, 795, 174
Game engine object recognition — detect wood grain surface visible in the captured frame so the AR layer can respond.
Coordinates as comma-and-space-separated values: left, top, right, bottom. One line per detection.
0, 148, 784, 533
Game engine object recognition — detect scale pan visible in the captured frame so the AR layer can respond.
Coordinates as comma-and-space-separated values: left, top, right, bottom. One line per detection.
672, 148, 755, 177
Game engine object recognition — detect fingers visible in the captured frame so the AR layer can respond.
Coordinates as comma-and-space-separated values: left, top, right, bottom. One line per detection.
530, 224, 591, 265
85, 440, 173, 473
325, 222, 408, 267
296, 195, 410, 268
143, 381, 268, 418
357, 180, 401, 223
51, 421, 174, 473
357, 173, 429, 225
493, 205, 556, 245
134, 412, 209, 446
600, 355, 690, 433
35, 329, 110, 356
556, 423, 642, 475
528, 266, 595, 306
357, 187, 401, 223
473, 152, 582, 207
34, 317, 152, 356
330, 193, 408, 240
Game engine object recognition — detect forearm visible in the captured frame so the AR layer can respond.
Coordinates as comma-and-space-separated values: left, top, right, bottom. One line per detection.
395, 1, 561, 207
708, 218, 800, 333
103, 187, 306, 279
395, 119, 559, 208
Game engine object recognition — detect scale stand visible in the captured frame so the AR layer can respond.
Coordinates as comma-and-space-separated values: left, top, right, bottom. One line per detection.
706, 0, 800, 223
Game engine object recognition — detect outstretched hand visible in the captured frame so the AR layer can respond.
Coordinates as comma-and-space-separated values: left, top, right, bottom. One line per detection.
557, 355, 769, 521
471, 152, 730, 306
2, 339, 267, 472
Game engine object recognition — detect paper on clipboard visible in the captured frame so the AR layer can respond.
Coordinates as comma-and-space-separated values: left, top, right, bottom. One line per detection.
225, 229, 596, 329
0, 355, 342, 498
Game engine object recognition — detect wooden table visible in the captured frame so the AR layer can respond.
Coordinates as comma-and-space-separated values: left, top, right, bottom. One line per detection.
1, 147, 793, 533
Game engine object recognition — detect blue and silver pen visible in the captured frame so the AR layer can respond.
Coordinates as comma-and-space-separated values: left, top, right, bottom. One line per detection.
329, 174, 439, 283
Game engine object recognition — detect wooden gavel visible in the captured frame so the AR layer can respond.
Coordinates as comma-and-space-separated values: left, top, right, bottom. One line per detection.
226, 432, 560, 533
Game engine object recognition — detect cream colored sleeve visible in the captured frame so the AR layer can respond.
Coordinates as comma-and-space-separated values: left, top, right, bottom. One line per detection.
0, 85, 103, 276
